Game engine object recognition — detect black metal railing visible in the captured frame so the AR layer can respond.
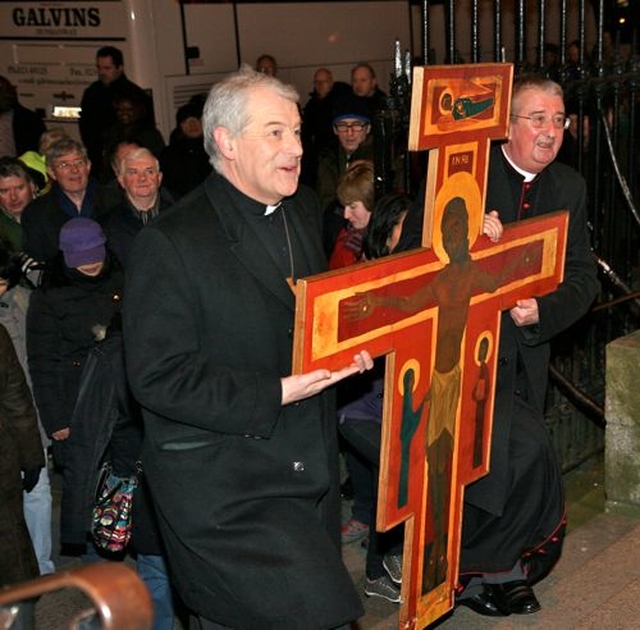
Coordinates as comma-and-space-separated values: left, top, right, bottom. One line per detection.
381, 0, 640, 471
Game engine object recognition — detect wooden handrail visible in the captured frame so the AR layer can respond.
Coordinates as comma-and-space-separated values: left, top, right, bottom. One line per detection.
0, 564, 152, 630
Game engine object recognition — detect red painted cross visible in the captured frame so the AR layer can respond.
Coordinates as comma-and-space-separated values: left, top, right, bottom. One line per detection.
292, 63, 568, 629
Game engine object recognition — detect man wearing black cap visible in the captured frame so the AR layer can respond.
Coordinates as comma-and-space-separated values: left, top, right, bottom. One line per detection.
316, 92, 374, 214
160, 99, 212, 199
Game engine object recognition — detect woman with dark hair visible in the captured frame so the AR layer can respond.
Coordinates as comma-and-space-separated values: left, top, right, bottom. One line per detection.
364, 192, 411, 259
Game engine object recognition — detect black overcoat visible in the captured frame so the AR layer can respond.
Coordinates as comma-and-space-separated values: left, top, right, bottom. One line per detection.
123, 172, 363, 629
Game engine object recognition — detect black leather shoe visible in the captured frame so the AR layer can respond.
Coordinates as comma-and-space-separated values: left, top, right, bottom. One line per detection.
456, 585, 507, 617
493, 580, 541, 615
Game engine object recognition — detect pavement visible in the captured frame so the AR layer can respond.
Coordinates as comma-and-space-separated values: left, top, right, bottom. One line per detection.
24, 452, 637, 630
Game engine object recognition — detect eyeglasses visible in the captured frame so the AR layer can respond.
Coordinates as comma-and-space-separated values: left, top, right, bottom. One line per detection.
334, 121, 369, 133
511, 113, 571, 130
54, 158, 87, 172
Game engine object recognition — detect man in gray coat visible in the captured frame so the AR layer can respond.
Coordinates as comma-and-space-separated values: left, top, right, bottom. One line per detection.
123, 66, 372, 629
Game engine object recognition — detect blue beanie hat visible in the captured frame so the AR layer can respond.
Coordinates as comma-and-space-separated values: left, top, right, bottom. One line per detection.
332, 92, 372, 125
59, 218, 106, 268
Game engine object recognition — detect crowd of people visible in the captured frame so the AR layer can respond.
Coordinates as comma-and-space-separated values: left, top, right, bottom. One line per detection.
0, 41, 598, 630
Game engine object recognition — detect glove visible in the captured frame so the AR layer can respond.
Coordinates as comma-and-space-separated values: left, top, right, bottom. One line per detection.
22, 466, 43, 493
18, 252, 46, 274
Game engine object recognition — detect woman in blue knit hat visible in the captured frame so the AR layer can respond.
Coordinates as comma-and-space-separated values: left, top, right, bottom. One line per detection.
26, 217, 123, 551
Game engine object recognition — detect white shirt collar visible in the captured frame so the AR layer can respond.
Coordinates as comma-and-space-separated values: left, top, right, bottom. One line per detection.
264, 202, 282, 216
501, 145, 538, 182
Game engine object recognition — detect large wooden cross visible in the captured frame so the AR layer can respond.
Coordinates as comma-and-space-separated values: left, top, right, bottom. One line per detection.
292, 63, 568, 629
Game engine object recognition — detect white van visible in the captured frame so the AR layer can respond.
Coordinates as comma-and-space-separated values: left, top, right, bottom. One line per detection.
0, 0, 413, 139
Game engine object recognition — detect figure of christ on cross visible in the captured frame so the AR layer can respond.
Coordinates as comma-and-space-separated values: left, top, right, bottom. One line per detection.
343, 195, 542, 594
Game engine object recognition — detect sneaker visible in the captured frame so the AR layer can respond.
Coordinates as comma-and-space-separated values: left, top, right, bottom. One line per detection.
383, 553, 403, 585
364, 574, 402, 603
341, 518, 368, 544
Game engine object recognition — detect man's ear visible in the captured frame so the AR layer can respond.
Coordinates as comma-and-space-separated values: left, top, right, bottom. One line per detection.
46, 166, 57, 182
214, 127, 235, 160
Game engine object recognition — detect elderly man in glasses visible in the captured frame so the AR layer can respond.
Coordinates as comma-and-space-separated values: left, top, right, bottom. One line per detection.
399, 75, 598, 618
316, 92, 375, 255
21, 137, 120, 265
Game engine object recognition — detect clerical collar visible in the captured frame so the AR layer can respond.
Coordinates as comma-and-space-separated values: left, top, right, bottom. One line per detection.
265, 202, 282, 216
501, 145, 538, 182
218, 174, 284, 218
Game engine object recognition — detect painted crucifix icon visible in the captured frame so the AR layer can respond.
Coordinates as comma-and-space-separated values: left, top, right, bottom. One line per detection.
292, 63, 568, 629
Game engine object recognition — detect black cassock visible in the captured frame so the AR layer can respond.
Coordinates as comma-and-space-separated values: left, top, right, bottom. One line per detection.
400, 144, 598, 581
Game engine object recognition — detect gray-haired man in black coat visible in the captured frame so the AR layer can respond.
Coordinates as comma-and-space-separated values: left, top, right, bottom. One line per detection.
123, 66, 372, 630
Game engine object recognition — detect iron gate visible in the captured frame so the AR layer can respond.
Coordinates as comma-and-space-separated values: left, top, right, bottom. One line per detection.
386, 0, 640, 470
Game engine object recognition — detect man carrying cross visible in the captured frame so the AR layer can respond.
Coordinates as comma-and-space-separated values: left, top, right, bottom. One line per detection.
400, 75, 598, 617
123, 66, 373, 630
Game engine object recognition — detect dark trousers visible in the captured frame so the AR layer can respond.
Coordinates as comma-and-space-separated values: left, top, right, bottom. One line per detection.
342, 442, 374, 524
339, 418, 403, 579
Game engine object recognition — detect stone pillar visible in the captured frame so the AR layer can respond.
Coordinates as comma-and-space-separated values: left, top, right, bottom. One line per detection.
605, 329, 640, 514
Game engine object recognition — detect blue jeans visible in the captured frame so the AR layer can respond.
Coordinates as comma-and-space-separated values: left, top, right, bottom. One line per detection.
137, 553, 175, 630
23, 451, 55, 575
